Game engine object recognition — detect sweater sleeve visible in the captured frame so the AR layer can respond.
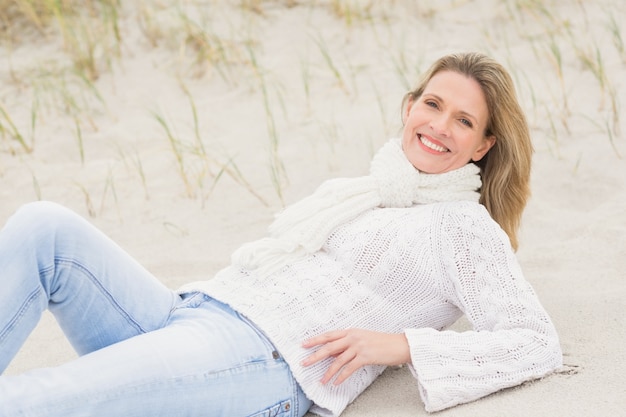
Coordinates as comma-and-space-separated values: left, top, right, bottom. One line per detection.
404, 202, 562, 413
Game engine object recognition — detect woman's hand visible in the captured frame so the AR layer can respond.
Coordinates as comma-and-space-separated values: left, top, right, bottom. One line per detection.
301, 329, 411, 385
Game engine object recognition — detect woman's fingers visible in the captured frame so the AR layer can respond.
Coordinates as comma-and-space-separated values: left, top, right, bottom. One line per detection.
321, 348, 357, 384
302, 330, 368, 384
301, 329, 411, 385
302, 330, 345, 348
328, 351, 364, 385
301, 330, 349, 366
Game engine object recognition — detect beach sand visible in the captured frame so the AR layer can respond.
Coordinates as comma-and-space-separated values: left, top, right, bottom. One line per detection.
1, 1, 625, 415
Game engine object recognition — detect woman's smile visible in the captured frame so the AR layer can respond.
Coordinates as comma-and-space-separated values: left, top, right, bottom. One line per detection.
417, 133, 450, 154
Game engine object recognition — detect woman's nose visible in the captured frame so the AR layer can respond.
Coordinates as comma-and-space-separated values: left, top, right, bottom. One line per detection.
430, 113, 451, 137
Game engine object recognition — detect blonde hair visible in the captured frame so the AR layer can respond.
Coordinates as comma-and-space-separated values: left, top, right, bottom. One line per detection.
404, 52, 533, 250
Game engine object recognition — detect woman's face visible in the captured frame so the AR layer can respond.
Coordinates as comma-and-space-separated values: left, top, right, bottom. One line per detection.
401, 70, 495, 174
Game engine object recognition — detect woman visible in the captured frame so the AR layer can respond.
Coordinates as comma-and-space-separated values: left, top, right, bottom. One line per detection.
0, 52, 562, 417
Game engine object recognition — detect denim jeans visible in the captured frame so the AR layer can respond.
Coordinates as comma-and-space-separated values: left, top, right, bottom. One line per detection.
0, 202, 312, 417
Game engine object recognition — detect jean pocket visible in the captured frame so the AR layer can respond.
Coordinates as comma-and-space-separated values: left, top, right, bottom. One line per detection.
246, 399, 293, 417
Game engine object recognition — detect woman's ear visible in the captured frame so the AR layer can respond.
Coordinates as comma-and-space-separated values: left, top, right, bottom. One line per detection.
402, 99, 415, 125
472, 135, 496, 162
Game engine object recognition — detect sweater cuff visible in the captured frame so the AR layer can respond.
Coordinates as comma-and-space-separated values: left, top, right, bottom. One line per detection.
404, 328, 463, 412
404, 327, 503, 413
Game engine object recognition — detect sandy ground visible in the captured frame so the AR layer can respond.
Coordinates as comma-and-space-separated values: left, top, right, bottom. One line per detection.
1, 1, 625, 415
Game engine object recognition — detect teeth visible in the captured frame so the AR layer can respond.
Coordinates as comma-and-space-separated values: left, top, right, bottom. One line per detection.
419, 134, 448, 152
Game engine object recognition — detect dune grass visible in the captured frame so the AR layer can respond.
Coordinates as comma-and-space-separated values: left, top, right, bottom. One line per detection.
0, 0, 623, 215
0, 0, 122, 81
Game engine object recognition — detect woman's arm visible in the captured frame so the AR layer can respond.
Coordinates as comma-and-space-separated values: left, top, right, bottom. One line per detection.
301, 202, 561, 413
404, 202, 562, 412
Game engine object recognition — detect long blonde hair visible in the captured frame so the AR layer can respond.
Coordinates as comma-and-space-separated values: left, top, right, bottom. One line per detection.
404, 52, 533, 250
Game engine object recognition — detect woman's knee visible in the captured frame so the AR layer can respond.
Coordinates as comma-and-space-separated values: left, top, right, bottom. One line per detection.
6, 201, 85, 239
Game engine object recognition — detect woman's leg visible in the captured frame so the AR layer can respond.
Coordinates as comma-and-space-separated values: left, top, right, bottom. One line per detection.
0, 295, 312, 417
0, 201, 178, 372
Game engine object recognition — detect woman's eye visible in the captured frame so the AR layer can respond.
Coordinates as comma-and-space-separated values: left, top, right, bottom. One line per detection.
460, 118, 473, 128
425, 100, 438, 109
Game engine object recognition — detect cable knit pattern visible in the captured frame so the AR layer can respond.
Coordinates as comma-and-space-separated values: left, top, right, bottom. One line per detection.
231, 138, 482, 275
179, 201, 562, 416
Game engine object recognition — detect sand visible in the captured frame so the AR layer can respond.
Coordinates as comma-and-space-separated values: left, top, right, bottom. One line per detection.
1, 1, 625, 415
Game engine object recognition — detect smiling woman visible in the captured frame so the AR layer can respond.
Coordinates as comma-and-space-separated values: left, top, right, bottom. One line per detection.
0, 52, 560, 417
401, 70, 496, 173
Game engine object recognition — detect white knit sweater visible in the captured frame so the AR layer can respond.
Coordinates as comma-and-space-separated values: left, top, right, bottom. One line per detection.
179, 201, 562, 415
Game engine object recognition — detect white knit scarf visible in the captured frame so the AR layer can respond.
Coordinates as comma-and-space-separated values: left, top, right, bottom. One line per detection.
231, 138, 482, 275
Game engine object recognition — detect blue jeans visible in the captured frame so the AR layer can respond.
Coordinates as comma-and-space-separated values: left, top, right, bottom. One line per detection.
0, 202, 312, 417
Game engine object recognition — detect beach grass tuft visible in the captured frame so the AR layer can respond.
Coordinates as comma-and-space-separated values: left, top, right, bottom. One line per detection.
1, 0, 122, 81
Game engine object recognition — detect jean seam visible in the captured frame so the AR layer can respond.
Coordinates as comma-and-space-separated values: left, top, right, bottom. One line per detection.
290, 373, 298, 417
236, 312, 281, 360
245, 399, 290, 417
52, 257, 161, 333
0, 287, 41, 344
